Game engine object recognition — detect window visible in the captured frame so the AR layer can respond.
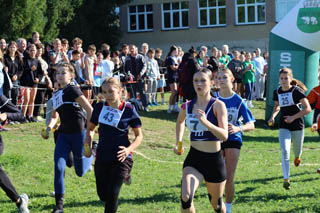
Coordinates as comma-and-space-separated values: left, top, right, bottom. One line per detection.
128, 4, 153, 32
275, 0, 299, 22
162, 2, 189, 30
235, 0, 266, 25
198, 0, 226, 27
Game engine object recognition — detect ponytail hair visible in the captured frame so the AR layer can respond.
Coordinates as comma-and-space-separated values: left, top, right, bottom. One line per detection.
279, 67, 307, 92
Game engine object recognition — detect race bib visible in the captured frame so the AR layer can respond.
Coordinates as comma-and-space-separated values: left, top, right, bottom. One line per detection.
52, 90, 64, 110
98, 105, 125, 128
186, 114, 208, 133
227, 107, 239, 124
278, 92, 294, 107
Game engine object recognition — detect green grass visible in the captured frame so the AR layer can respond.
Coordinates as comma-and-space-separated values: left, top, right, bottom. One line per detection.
1, 95, 320, 212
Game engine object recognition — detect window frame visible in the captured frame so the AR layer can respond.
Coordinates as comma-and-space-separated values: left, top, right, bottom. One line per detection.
235, 0, 266, 25
127, 4, 153, 32
198, 0, 227, 28
161, 2, 189, 30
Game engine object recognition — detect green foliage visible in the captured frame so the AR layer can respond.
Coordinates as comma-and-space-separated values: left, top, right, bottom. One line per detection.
59, 0, 131, 50
0, 0, 46, 41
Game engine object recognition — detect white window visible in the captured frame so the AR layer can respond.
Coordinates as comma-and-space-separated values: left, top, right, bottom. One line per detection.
128, 4, 153, 32
198, 0, 226, 27
275, 0, 299, 22
235, 0, 266, 25
162, 2, 189, 30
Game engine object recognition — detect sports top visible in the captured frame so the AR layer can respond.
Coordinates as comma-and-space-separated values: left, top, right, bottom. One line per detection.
90, 101, 141, 163
184, 97, 220, 142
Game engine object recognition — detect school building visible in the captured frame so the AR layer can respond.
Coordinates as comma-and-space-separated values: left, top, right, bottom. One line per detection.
119, 0, 300, 53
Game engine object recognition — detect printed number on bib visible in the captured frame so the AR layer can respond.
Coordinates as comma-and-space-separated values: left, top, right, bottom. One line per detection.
186, 115, 208, 133
278, 92, 294, 107
227, 107, 239, 124
52, 90, 64, 110
98, 105, 125, 128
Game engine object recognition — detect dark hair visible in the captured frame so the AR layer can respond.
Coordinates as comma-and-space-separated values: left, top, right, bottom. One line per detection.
166, 45, 177, 58
188, 46, 196, 54
148, 48, 155, 54
6, 41, 23, 62
122, 44, 128, 49
102, 49, 110, 58
72, 50, 80, 55
195, 68, 213, 80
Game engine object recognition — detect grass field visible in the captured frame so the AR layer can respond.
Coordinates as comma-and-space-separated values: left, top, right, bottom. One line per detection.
0, 96, 320, 213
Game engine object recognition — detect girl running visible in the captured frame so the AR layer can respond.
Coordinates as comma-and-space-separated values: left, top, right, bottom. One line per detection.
268, 67, 311, 190
44, 63, 94, 212
84, 77, 143, 213
215, 69, 255, 213
175, 68, 228, 213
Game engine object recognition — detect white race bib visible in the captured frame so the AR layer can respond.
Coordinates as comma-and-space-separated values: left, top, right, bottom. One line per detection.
186, 114, 208, 133
278, 92, 294, 107
52, 90, 64, 110
98, 105, 125, 128
227, 107, 239, 124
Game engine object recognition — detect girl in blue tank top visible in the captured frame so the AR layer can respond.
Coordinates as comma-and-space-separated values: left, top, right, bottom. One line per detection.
175, 68, 228, 212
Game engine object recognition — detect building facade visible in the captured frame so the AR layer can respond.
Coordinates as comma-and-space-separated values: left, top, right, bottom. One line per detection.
119, 0, 300, 53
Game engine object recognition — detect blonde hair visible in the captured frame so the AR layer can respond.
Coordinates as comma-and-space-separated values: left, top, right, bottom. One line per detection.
101, 77, 127, 101
279, 67, 307, 92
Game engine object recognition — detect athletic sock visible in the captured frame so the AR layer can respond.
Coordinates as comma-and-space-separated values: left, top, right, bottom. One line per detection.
225, 202, 232, 213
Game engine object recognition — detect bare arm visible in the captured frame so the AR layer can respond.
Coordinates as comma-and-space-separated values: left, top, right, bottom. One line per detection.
268, 101, 280, 124
174, 108, 186, 155
84, 121, 97, 157
283, 98, 311, 124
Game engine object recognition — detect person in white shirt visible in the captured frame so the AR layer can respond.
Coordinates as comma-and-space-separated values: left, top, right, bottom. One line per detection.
253, 48, 266, 100
101, 49, 114, 80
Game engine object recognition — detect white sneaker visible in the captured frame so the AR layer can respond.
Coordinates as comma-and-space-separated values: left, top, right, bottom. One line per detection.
50, 191, 55, 197
248, 101, 254, 108
18, 193, 29, 213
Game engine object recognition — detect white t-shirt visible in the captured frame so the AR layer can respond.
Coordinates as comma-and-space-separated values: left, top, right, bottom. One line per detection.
101, 59, 114, 80
253, 56, 266, 75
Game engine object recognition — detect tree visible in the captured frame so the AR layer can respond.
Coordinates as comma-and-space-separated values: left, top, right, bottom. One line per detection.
59, 0, 131, 50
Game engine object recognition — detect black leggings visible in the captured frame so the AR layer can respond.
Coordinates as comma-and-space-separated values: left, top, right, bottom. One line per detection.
0, 135, 19, 202
94, 159, 133, 213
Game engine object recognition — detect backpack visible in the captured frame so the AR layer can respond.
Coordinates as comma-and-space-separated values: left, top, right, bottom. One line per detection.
178, 59, 190, 84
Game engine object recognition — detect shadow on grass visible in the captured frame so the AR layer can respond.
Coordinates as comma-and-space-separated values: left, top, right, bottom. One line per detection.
40, 200, 103, 211
280, 204, 320, 213
119, 192, 179, 205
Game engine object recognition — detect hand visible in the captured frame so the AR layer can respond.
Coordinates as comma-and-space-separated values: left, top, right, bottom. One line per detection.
173, 146, 184, 155
41, 127, 51, 139
34, 78, 39, 84
31, 65, 37, 71
267, 118, 274, 127
80, 52, 85, 58
84, 80, 90, 85
311, 123, 318, 132
283, 115, 295, 124
3, 67, 8, 72
228, 123, 240, 134
195, 109, 207, 124
117, 146, 130, 162
83, 143, 92, 158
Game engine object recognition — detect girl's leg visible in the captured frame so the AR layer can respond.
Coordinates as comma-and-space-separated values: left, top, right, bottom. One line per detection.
291, 130, 304, 164
206, 180, 226, 213
94, 163, 110, 203
27, 87, 37, 117
0, 164, 20, 202
71, 131, 94, 177
105, 159, 133, 213
146, 79, 152, 105
21, 88, 30, 116
181, 167, 204, 213
224, 148, 240, 210
279, 129, 292, 180
160, 87, 165, 104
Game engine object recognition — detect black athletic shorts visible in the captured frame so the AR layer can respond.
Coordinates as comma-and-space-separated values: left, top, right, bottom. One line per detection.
221, 140, 242, 150
183, 146, 226, 183
168, 77, 179, 84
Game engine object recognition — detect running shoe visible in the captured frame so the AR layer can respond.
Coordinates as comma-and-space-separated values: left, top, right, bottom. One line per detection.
283, 181, 291, 190
294, 157, 301, 167
317, 168, 320, 174
18, 193, 29, 213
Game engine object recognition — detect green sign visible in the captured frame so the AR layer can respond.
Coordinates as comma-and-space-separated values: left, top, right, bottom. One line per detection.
297, 7, 320, 33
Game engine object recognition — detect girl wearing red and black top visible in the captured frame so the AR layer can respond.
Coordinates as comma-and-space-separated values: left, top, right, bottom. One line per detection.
3, 41, 23, 105
84, 77, 143, 213
268, 67, 311, 190
20, 44, 44, 122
